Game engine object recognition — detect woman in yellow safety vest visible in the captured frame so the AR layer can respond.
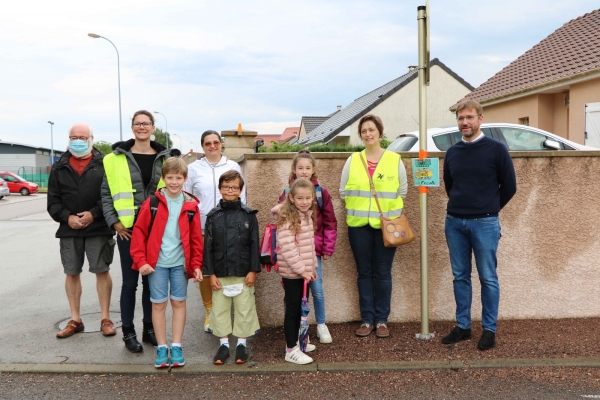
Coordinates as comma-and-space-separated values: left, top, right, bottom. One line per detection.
339, 114, 408, 339
101, 110, 173, 353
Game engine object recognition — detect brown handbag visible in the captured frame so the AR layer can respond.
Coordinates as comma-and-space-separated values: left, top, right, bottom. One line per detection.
359, 153, 415, 247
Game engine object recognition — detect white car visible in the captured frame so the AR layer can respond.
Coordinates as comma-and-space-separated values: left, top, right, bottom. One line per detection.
0, 177, 10, 199
387, 123, 599, 152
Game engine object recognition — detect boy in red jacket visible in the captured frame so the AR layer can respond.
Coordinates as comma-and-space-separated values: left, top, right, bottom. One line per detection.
131, 158, 203, 368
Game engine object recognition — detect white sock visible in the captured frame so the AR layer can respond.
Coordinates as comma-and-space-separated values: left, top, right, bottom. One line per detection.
318, 323, 326, 328
157, 344, 167, 349
171, 343, 181, 348
220, 338, 229, 347
237, 338, 247, 347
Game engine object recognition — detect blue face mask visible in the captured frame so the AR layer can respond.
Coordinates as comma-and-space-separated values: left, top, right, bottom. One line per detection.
70, 139, 90, 156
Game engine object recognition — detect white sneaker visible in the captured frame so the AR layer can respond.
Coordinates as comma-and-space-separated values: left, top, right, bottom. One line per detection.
297, 338, 316, 352
317, 324, 332, 344
285, 345, 313, 365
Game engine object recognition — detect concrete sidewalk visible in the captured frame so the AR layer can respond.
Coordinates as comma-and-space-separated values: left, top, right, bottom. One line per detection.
2, 208, 599, 375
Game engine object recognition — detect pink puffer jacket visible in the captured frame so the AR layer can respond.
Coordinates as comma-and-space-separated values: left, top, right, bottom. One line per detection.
272, 205, 318, 279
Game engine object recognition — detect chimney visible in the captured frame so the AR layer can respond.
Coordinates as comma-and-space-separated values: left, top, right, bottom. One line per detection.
337, 105, 342, 111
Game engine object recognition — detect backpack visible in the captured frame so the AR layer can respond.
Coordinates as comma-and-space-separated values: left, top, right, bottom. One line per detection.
260, 223, 279, 272
284, 185, 323, 211
148, 193, 195, 234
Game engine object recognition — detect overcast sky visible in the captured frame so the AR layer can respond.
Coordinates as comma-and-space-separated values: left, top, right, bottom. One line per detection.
1, 0, 596, 152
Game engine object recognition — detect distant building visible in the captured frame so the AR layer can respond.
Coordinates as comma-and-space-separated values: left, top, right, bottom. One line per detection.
299, 58, 474, 146
298, 108, 341, 141
0, 141, 65, 173
254, 127, 301, 147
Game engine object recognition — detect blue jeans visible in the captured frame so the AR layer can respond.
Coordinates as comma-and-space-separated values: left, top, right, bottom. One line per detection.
148, 265, 188, 303
117, 236, 152, 328
310, 256, 326, 324
445, 214, 501, 332
348, 225, 396, 325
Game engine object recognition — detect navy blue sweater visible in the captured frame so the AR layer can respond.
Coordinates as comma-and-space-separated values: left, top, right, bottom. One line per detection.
443, 136, 517, 218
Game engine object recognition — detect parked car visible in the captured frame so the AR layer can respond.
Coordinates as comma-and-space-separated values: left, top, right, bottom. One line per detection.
0, 172, 39, 195
387, 123, 599, 152
0, 177, 10, 199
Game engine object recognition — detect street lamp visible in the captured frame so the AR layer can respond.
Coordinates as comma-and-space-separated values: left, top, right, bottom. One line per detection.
47, 121, 54, 165
88, 33, 123, 141
153, 111, 170, 150
171, 133, 182, 150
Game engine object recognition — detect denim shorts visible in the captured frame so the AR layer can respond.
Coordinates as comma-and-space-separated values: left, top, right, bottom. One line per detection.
148, 265, 188, 303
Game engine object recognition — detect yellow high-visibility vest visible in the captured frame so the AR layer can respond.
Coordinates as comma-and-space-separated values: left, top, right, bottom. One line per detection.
103, 153, 165, 228
344, 150, 404, 228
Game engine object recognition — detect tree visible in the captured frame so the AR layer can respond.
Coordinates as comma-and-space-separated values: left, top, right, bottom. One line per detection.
152, 128, 173, 149
94, 140, 113, 155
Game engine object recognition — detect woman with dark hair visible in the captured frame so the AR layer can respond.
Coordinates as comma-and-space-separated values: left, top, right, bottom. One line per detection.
339, 114, 407, 338
183, 130, 246, 332
102, 110, 177, 352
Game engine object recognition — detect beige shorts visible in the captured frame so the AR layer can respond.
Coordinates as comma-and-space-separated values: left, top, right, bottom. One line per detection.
210, 276, 260, 338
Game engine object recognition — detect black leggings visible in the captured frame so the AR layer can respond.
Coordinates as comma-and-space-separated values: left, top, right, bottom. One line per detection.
282, 278, 310, 349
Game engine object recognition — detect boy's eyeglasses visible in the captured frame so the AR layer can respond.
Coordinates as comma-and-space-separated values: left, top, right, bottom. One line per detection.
221, 185, 240, 191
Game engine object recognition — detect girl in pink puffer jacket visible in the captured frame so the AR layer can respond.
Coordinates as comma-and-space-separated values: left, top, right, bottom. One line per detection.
277, 150, 337, 344
271, 179, 318, 365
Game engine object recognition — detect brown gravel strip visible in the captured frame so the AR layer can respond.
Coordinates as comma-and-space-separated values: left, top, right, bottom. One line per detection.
2, 368, 600, 399
249, 318, 600, 364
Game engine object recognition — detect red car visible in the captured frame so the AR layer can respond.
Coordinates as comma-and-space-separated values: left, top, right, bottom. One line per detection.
0, 172, 39, 195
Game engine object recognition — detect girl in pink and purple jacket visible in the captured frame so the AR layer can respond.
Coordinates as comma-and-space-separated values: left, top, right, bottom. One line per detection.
272, 179, 319, 365
278, 150, 337, 344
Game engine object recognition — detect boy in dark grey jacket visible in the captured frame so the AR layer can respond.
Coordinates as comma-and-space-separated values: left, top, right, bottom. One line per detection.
203, 170, 260, 365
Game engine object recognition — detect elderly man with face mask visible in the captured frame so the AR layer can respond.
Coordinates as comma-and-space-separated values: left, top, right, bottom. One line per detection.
48, 123, 117, 338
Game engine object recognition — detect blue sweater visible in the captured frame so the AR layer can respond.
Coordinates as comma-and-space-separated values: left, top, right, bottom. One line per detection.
443, 136, 516, 218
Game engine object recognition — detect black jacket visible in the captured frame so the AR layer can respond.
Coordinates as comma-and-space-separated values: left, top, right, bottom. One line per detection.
203, 199, 261, 277
47, 148, 114, 238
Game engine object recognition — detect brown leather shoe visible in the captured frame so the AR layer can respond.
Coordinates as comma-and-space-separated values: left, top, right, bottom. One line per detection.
375, 323, 390, 338
56, 319, 84, 338
355, 323, 374, 337
101, 318, 117, 337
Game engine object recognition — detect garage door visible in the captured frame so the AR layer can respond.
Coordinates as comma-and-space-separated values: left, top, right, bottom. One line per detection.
585, 102, 600, 148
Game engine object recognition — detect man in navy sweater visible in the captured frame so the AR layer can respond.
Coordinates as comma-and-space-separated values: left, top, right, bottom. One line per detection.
441, 100, 517, 350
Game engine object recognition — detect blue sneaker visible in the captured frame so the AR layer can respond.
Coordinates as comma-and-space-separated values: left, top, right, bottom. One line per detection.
154, 346, 169, 369
170, 346, 185, 367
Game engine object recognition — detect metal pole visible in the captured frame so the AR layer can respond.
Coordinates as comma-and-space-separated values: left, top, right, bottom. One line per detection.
47, 121, 54, 165
154, 111, 169, 150
415, 4, 434, 340
88, 34, 123, 141
172, 133, 182, 149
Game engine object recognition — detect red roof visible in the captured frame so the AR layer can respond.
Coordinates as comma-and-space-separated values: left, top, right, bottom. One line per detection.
278, 127, 300, 143
454, 8, 600, 107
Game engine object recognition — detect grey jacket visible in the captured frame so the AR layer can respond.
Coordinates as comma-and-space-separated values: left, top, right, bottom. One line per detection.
101, 139, 173, 229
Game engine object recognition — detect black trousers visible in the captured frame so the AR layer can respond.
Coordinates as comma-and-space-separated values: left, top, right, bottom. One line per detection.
282, 278, 310, 348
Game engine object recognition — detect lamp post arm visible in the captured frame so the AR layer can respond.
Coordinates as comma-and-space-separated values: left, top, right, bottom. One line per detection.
96, 35, 123, 142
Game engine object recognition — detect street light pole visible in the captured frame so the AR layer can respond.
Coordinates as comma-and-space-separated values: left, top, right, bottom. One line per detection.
154, 111, 169, 150
171, 133, 182, 150
47, 121, 54, 166
88, 33, 123, 141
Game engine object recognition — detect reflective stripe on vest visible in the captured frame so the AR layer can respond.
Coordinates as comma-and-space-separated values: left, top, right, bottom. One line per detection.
103, 152, 165, 228
344, 150, 404, 228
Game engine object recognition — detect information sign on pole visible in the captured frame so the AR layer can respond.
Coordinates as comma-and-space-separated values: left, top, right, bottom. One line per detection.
411, 158, 439, 187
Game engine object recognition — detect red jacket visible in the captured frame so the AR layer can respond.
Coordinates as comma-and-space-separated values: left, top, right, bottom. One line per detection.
130, 189, 203, 279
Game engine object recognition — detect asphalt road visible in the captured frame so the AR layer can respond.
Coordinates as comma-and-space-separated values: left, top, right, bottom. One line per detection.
0, 193, 219, 366
0, 192, 47, 220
